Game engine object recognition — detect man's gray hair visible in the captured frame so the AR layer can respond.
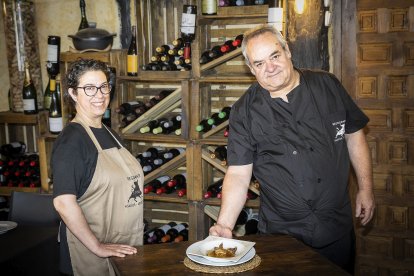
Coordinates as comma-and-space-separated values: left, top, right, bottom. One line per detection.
241, 24, 288, 66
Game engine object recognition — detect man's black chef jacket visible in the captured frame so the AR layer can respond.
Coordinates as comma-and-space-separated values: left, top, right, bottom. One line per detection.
227, 69, 369, 248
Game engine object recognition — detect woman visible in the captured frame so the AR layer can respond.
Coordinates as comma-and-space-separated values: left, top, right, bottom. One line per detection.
52, 59, 144, 276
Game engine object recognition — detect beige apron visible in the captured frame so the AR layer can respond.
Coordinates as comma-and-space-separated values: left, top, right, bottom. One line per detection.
67, 118, 144, 276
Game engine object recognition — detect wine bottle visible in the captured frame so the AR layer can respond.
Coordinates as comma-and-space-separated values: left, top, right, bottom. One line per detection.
22, 62, 38, 115
218, 106, 232, 120
162, 116, 181, 131
153, 222, 177, 243
46, 35, 60, 77
202, 0, 217, 15
161, 223, 188, 243
204, 179, 224, 199
155, 45, 172, 55
167, 173, 187, 188
55, 75, 62, 111
48, 77, 63, 134
139, 120, 160, 134
102, 108, 111, 127
196, 119, 214, 132
175, 128, 182, 136
224, 125, 229, 137
232, 34, 243, 47
235, 208, 250, 226
127, 25, 138, 76
43, 77, 52, 111
116, 101, 143, 115
183, 42, 192, 62
78, 0, 89, 30
244, 213, 259, 235
172, 37, 184, 49
268, 0, 283, 32
220, 40, 236, 53
144, 227, 157, 244
142, 147, 166, 159
163, 148, 185, 160
207, 113, 225, 126
208, 45, 223, 59
155, 90, 173, 101
143, 175, 170, 194
177, 188, 187, 197
199, 51, 213, 64
181, 3, 197, 43
247, 189, 258, 200
174, 228, 189, 242
210, 145, 227, 162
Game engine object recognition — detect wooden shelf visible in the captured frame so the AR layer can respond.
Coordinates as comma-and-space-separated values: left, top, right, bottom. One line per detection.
201, 120, 228, 139
199, 74, 256, 83
144, 194, 188, 204
204, 198, 260, 208
0, 187, 41, 196
121, 133, 186, 143
0, 111, 42, 124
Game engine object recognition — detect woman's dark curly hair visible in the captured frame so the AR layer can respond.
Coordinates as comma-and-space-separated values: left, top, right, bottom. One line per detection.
63, 58, 110, 107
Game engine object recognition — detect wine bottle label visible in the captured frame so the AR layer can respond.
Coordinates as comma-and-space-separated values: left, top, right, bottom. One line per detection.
202, 0, 217, 14
268, 7, 283, 32
49, 117, 63, 132
174, 224, 187, 232
47, 44, 59, 62
181, 13, 196, 34
127, 55, 138, 73
23, 99, 36, 111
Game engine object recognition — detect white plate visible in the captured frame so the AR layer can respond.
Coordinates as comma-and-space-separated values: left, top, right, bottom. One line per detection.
0, 221, 17, 234
187, 246, 256, 267
186, 236, 255, 264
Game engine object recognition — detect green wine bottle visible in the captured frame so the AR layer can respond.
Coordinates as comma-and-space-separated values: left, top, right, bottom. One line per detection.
22, 62, 38, 115
48, 79, 63, 134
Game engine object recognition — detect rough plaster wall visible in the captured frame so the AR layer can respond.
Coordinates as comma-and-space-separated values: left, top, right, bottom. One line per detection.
0, 8, 10, 112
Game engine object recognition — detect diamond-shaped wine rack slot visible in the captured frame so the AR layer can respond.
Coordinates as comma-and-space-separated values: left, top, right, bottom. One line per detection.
200, 47, 242, 73
143, 152, 186, 184
121, 87, 182, 134
201, 147, 259, 196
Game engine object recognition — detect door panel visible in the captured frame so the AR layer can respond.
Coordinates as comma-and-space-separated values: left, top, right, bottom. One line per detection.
341, 0, 414, 274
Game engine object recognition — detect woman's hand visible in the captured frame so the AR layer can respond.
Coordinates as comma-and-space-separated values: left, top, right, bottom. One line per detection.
95, 243, 137, 258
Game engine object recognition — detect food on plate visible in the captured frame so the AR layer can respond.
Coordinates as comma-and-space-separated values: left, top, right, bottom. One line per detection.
206, 242, 237, 258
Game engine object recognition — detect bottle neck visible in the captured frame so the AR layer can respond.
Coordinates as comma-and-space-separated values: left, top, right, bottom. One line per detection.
24, 68, 32, 87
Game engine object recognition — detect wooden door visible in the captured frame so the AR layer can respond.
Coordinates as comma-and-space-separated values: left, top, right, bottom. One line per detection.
340, 0, 414, 274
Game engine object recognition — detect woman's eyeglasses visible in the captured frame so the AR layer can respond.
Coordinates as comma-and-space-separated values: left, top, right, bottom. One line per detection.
77, 83, 111, 97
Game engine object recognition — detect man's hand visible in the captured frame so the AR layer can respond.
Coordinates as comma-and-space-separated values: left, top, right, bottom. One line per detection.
355, 189, 375, 226
209, 223, 233, 238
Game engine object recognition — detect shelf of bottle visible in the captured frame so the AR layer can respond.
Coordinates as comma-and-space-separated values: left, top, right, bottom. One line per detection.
0, 186, 41, 196
199, 6, 267, 23
198, 137, 228, 146
117, 70, 191, 82
121, 133, 187, 143
143, 193, 188, 204
0, 111, 44, 124
199, 73, 256, 83
204, 197, 260, 208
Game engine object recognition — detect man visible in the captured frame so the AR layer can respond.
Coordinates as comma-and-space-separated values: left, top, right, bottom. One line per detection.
209, 25, 375, 273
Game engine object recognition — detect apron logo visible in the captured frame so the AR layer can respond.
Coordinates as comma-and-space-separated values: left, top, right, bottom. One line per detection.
128, 180, 143, 203
332, 120, 345, 142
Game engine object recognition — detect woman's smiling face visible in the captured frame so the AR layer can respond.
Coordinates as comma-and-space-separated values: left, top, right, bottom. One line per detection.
72, 70, 110, 121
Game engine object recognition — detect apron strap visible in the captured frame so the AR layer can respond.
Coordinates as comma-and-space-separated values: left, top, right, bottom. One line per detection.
102, 124, 124, 148
72, 117, 103, 151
